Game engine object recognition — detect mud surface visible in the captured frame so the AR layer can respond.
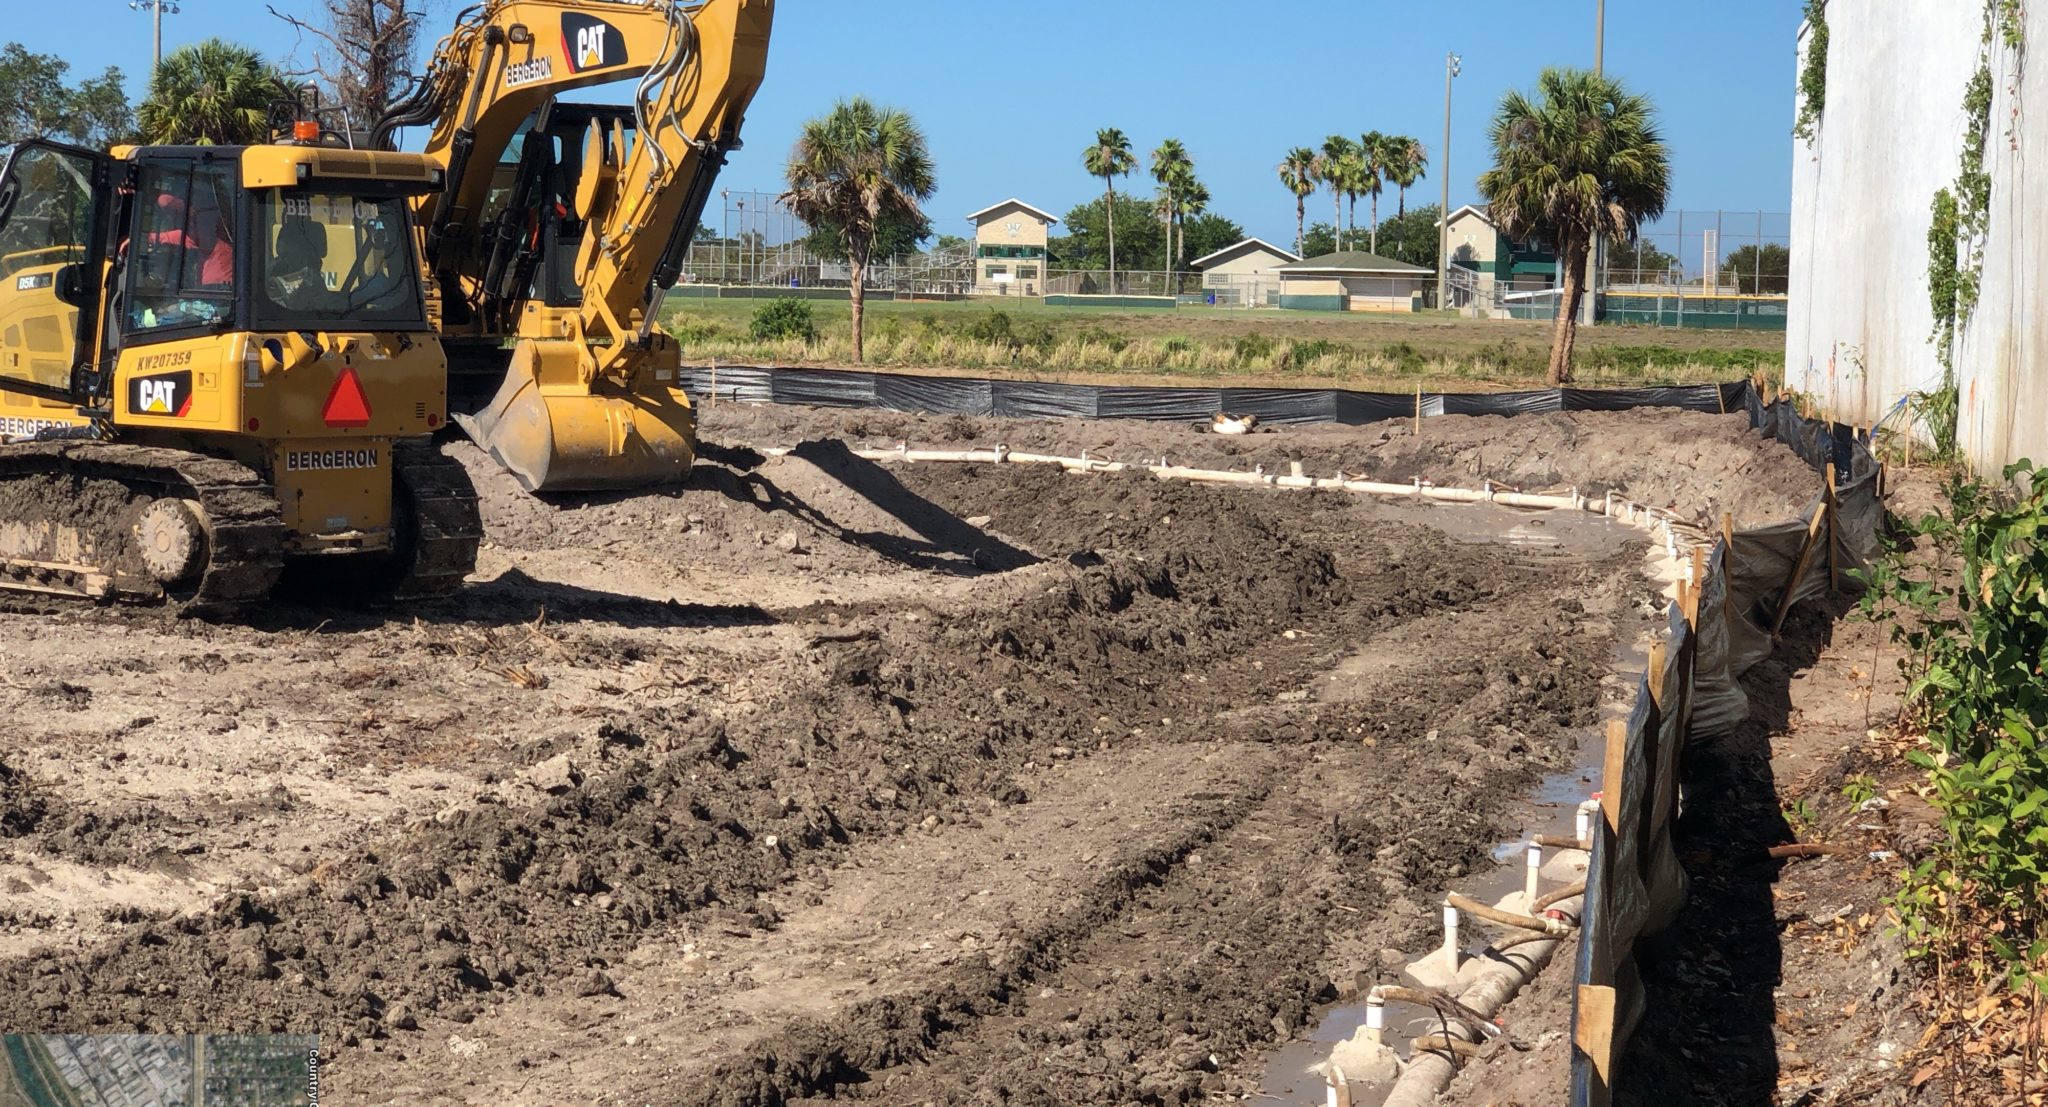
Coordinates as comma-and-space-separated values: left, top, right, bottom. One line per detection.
0, 404, 1814, 1104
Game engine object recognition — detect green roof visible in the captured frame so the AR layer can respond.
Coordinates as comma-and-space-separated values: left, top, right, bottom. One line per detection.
1277, 251, 1431, 275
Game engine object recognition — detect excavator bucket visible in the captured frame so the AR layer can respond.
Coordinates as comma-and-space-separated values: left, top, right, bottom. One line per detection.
455, 341, 696, 493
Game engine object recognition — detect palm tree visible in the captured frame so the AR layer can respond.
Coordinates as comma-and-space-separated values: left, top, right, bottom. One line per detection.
1170, 164, 1208, 271
1278, 147, 1319, 257
1385, 136, 1430, 218
1083, 128, 1137, 290
1478, 68, 1670, 384
1151, 138, 1191, 271
137, 39, 292, 145
1358, 130, 1396, 254
781, 97, 935, 364
1318, 136, 1356, 252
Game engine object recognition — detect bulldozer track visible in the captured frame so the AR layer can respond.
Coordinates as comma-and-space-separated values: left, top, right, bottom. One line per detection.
0, 440, 481, 614
0, 440, 284, 615
388, 439, 483, 599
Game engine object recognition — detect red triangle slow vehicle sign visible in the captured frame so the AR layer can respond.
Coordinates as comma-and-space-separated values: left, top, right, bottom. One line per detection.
322, 367, 373, 428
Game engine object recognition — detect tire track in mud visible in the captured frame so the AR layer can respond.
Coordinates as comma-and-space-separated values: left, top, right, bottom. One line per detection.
336, 745, 1288, 1106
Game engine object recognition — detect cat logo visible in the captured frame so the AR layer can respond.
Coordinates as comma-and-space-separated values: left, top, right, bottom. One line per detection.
129, 370, 193, 418
562, 13, 627, 74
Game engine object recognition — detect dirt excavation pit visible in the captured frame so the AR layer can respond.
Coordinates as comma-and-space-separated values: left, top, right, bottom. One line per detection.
0, 407, 1816, 1105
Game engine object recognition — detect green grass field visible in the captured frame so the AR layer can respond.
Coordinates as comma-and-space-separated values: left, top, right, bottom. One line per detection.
664, 295, 1782, 392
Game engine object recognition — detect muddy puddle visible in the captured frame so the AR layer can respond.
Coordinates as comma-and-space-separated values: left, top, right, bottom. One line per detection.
1257, 499, 1662, 1106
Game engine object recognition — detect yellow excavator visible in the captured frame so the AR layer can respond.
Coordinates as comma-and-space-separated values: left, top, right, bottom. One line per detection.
0, 124, 481, 612
375, 0, 774, 491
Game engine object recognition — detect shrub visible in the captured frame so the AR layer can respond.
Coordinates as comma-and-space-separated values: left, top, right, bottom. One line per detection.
1281, 339, 1341, 371
750, 297, 816, 342
964, 309, 1015, 346
1073, 326, 1129, 354
1230, 333, 1277, 363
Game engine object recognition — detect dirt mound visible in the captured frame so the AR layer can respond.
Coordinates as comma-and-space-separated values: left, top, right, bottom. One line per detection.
699, 404, 1818, 528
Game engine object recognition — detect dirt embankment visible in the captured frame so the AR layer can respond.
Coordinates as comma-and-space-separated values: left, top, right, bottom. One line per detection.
699, 405, 1819, 528
0, 404, 1806, 1105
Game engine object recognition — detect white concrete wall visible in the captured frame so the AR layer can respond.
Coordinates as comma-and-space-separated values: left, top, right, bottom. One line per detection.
1788, 2, 2045, 471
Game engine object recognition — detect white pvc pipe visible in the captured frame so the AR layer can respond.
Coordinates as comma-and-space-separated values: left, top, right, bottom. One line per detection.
1441, 902, 1461, 970
1364, 994, 1386, 1045
1381, 893, 1588, 1107
1576, 798, 1600, 845
1525, 843, 1543, 903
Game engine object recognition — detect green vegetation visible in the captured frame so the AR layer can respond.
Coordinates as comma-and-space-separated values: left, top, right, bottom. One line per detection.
669, 297, 1774, 389
780, 97, 935, 363
0, 43, 134, 147
1300, 204, 1443, 268
1277, 148, 1319, 258
1924, 0, 2024, 456
1860, 463, 2048, 993
1720, 243, 1791, 294
1081, 128, 1138, 283
138, 39, 294, 146
1794, 0, 1829, 142
1478, 67, 1672, 384
2, 1037, 69, 1107
750, 297, 816, 342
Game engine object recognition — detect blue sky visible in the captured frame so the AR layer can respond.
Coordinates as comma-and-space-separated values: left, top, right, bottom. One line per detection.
26, 1, 1802, 249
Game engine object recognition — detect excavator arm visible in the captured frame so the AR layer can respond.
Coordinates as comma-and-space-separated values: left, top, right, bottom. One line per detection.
379, 0, 773, 491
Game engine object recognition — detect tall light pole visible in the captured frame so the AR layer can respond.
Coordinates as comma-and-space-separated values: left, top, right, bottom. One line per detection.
1436, 51, 1461, 312
1582, 0, 1606, 326
130, 0, 183, 74
1595, 0, 1605, 72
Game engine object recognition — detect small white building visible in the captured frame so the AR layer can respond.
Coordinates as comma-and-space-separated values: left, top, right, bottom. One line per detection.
1190, 237, 1300, 307
966, 198, 1058, 296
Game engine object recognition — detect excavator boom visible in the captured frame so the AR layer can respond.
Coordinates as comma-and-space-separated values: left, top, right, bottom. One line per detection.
383, 0, 773, 491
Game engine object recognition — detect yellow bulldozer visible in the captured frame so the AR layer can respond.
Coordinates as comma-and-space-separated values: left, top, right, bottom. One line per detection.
0, 132, 481, 612
0, 0, 772, 610
376, 0, 775, 492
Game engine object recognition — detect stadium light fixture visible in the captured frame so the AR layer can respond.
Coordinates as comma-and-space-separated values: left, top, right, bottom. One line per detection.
131, 0, 183, 72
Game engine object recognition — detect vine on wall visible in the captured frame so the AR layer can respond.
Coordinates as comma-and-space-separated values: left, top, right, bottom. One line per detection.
1794, 0, 1830, 141
1923, 1, 2025, 456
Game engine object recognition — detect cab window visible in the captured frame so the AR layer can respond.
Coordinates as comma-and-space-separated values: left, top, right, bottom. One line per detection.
253, 191, 425, 328
125, 161, 238, 336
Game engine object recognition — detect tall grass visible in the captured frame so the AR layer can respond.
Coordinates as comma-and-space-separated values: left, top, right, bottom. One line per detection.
667, 308, 1775, 387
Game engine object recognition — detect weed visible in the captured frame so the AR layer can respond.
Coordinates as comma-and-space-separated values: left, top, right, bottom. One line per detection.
1842, 773, 1881, 810
1859, 461, 2048, 991
1783, 797, 1820, 839
1232, 333, 1278, 363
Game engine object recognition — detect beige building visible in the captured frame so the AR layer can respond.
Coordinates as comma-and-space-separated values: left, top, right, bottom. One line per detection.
1439, 203, 1560, 310
966, 199, 1058, 296
1190, 237, 1300, 307
1276, 251, 1432, 312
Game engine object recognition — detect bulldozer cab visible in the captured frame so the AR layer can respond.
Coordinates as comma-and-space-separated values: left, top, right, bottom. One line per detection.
0, 140, 114, 425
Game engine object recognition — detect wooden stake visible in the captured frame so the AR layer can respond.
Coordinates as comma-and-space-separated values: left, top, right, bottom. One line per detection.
1414, 382, 1423, 437
1825, 465, 1840, 594
1771, 504, 1830, 638
1646, 640, 1668, 708
1576, 984, 1618, 1084
1602, 719, 1628, 833
1715, 383, 1726, 414
1720, 511, 1735, 552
